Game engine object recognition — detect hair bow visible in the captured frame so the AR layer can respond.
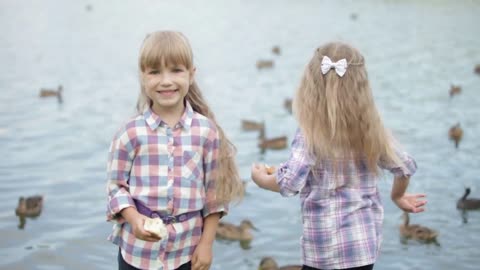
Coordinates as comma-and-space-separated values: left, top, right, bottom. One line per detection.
321, 56, 348, 77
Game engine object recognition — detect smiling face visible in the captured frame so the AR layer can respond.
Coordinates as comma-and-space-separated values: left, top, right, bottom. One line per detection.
142, 63, 194, 115
137, 31, 196, 114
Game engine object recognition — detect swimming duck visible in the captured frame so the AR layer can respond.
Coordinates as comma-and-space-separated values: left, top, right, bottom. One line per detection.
272, 46, 281, 55
399, 212, 438, 242
39, 85, 63, 103
457, 187, 480, 210
256, 60, 274, 69
283, 98, 292, 114
258, 126, 287, 152
258, 257, 301, 270
216, 219, 257, 242
15, 196, 43, 218
242, 120, 265, 131
449, 84, 461, 98
448, 123, 463, 148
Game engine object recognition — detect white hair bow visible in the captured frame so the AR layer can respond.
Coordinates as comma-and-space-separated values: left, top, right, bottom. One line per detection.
321, 56, 348, 77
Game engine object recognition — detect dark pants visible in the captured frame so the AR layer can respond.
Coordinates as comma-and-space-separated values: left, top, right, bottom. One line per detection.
118, 249, 191, 270
302, 264, 374, 270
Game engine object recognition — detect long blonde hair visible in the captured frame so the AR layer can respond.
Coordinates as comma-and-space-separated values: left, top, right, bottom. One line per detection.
136, 31, 243, 203
293, 42, 402, 175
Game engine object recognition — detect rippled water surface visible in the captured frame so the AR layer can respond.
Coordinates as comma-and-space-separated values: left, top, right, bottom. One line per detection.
1, 0, 480, 269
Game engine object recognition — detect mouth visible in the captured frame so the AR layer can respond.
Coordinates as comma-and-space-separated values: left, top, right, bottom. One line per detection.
156, 89, 178, 96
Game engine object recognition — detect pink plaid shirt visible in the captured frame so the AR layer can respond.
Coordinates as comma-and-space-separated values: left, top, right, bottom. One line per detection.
277, 129, 417, 269
106, 101, 226, 270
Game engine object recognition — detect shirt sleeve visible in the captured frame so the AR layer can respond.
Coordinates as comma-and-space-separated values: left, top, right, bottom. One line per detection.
378, 146, 417, 178
202, 124, 228, 217
276, 129, 315, 197
106, 128, 136, 224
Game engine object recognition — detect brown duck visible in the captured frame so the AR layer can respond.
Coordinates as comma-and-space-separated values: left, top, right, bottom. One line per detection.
283, 98, 292, 114
474, 64, 480, 75
15, 196, 43, 218
399, 212, 438, 242
448, 123, 463, 148
258, 257, 301, 270
216, 219, 257, 242
241, 120, 265, 131
256, 60, 274, 69
258, 126, 287, 153
457, 187, 480, 210
449, 84, 461, 98
272, 46, 281, 55
40, 85, 63, 103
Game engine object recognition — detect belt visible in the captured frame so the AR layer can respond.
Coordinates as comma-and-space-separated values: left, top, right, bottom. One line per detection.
133, 199, 200, 224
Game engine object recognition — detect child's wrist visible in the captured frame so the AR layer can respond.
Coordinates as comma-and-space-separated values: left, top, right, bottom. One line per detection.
198, 238, 214, 247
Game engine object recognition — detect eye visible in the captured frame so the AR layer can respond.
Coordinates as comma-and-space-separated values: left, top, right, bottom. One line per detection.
172, 66, 186, 73
148, 69, 159, 75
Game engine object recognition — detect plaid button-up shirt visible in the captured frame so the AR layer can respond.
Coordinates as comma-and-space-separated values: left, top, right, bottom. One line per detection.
276, 129, 417, 269
106, 101, 226, 270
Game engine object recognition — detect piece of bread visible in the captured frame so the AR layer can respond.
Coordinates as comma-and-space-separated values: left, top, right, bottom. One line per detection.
144, 217, 168, 240
265, 164, 275, 175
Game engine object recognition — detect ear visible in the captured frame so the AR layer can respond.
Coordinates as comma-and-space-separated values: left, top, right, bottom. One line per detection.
189, 67, 196, 85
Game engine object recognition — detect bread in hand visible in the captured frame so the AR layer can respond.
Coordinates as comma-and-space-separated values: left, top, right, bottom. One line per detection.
265, 164, 275, 175
143, 217, 168, 240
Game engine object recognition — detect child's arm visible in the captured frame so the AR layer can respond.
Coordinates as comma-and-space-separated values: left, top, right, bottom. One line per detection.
251, 164, 280, 192
251, 129, 312, 196
106, 128, 160, 242
106, 130, 136, 224
192, 213, 221, 270
120, 207, 161, 242
391, 175, 427, 213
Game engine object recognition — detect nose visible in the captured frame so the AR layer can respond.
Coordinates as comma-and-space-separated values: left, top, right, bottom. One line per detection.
159, 73, 173, 86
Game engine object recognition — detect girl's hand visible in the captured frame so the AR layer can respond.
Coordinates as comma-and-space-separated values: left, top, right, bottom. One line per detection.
191, 241, 213, 270
251, 164, 281, 192
392, 193, 427, 213
251, 163, 268, 187
130, 214, 162, 242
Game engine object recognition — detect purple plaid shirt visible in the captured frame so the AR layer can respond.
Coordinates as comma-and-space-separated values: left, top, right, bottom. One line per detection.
276, 129, 417, 269
106, 101, 226, 270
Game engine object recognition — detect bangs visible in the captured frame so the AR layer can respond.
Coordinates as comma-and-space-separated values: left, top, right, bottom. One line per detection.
139, 32, 193, 71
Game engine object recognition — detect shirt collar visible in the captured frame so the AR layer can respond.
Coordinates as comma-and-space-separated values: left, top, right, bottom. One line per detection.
144, 100, 194, 131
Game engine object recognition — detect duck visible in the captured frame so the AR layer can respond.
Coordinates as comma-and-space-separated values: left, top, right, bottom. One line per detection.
256, 60, 274, 69
448, 123, 463, 148
242, 120, 265, 131
283, 98, 292, 114
258, 126, 287, 152
449, 84, 461, 98
272, 46, 281, 55
258, 257, 301, 270
39, 85, 63, 103
399, 212, 437, 242
457, 187, 480, 210
216, 219, 257, 242
15, 195, 43, 218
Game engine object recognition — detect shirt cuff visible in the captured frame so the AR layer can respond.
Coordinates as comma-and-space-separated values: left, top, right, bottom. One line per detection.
391, 156, 417, 178
276, 166, 299, 197
107, 195, 136, 224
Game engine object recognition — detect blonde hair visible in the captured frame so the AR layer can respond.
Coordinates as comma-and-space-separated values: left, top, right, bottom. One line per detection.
293, 42, 402, 175
136, 31, 243, 203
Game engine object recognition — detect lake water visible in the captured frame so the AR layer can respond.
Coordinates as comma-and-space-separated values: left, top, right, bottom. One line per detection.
1, 0, 479, 269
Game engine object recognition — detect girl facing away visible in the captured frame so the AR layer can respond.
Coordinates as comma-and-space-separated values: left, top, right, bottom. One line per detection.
106, 31, 244, 270
251, 42, 426, 270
